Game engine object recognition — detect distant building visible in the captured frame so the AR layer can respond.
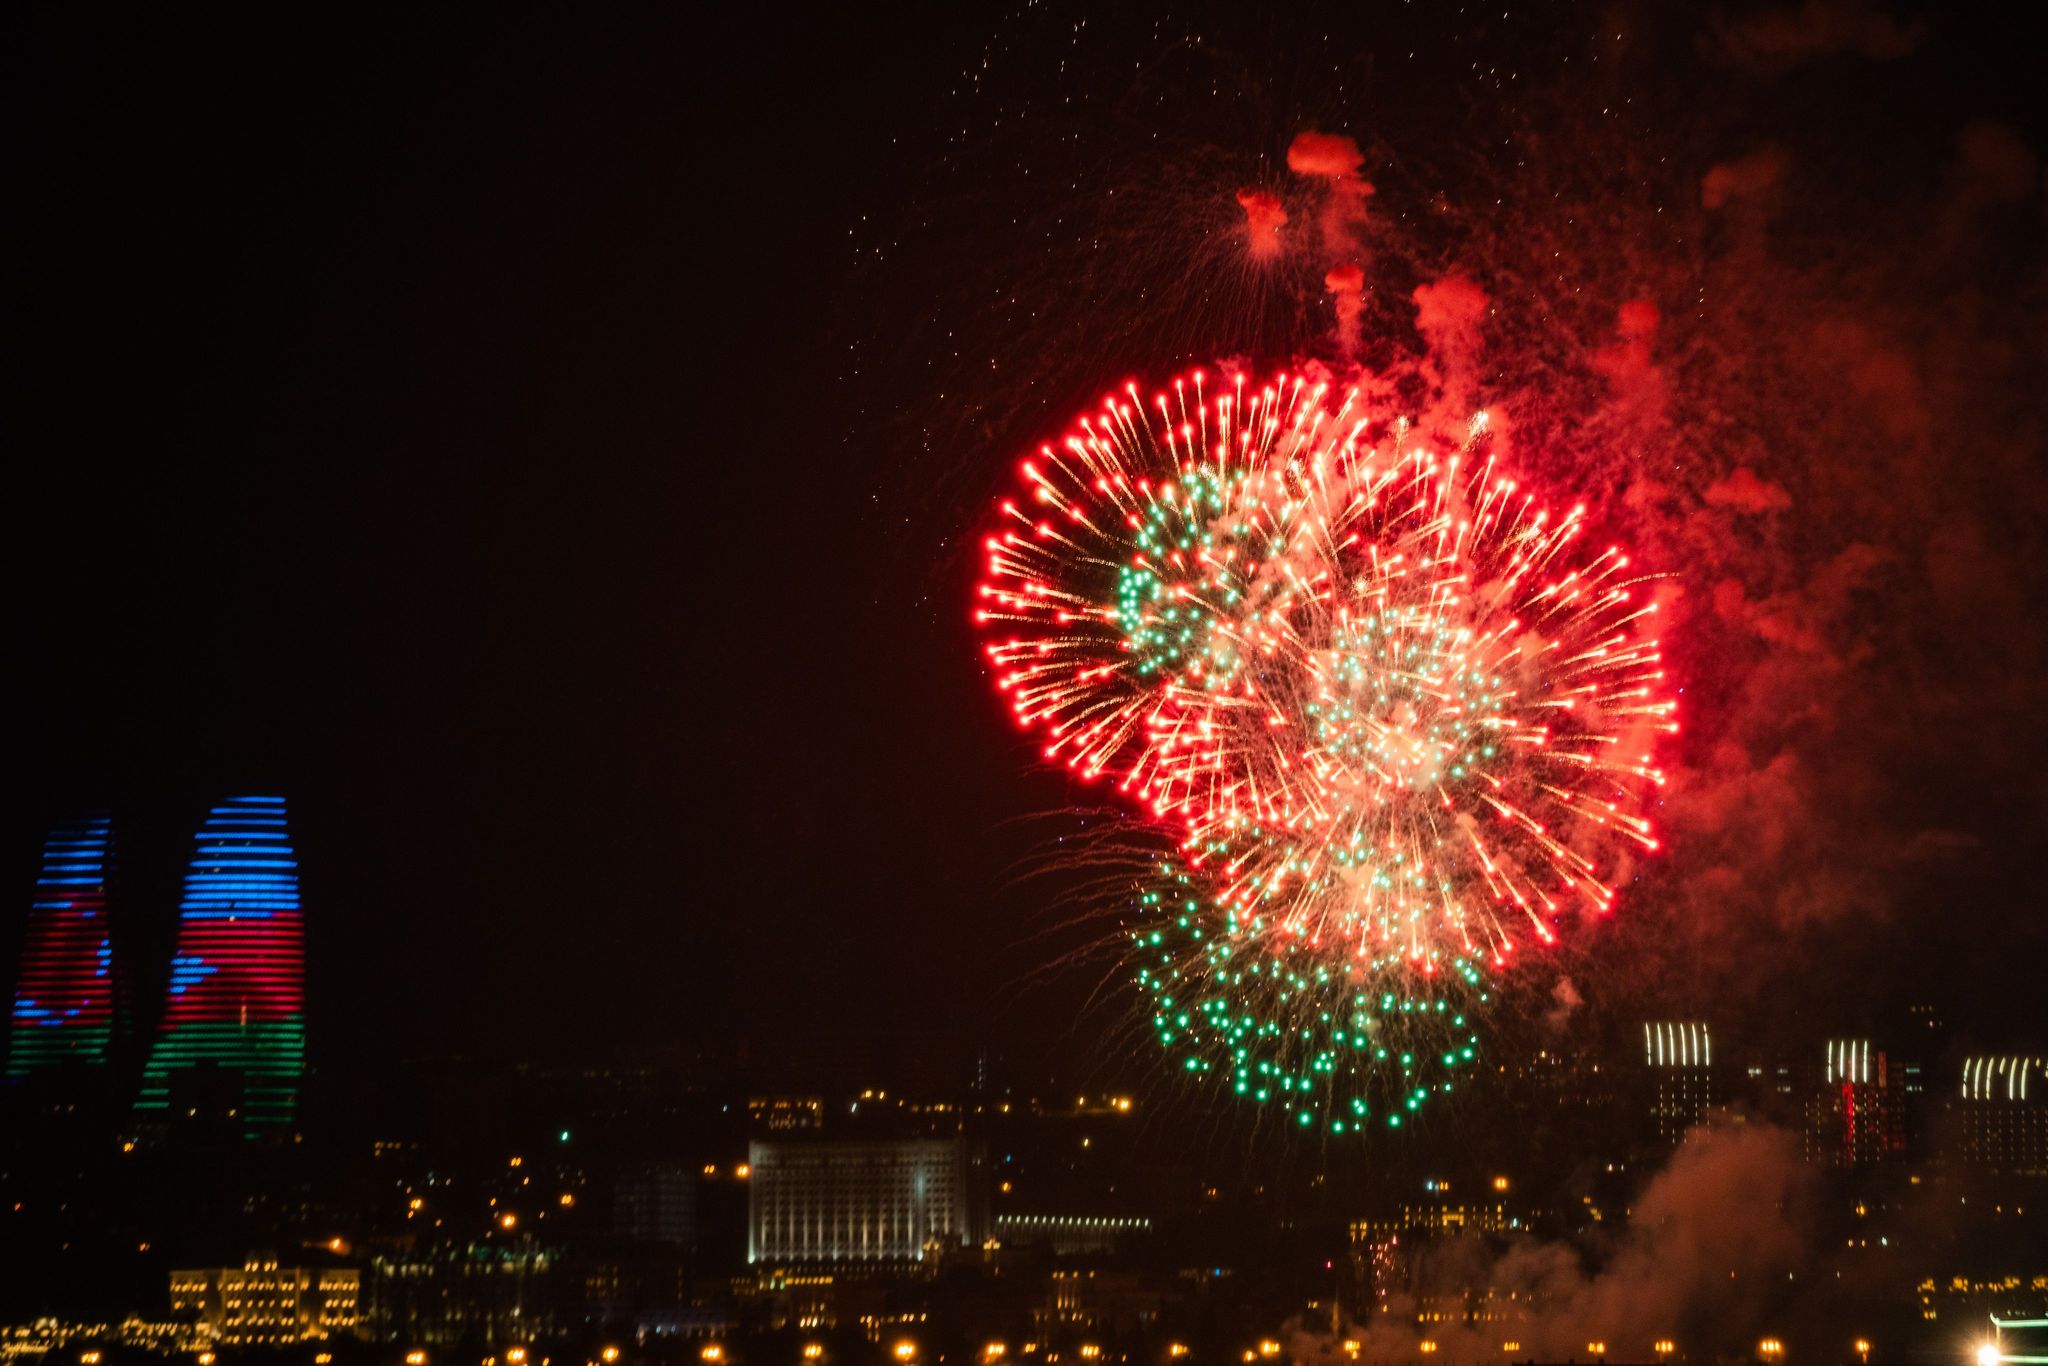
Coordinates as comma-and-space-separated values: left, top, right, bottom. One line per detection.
993, 1213, 1150, 1255
1804, 1039, 1907, 1167
167, 1258, 360, 1345
614, 1162, 698, 1245
1957, 1056, 2048, 1175
748, 1095, 824, 1131
747, 1136, 987, 1265
6, 818, 117, 1078
363, 1242, 554, 1348
1642, 1021, 1714, 1143
135, 797, 307, 1134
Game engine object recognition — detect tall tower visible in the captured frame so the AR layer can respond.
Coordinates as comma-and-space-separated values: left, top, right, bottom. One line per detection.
6, 818, 116, 1078
136, 796, 306, 1133
1642, 1020, 1715, 1143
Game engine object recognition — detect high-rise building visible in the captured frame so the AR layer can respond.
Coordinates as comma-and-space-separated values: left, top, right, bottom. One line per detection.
1642, 1021, 1714, 1143
1957, 1056, 2048, 1175
6, 818, 116, 1078
1803, 1039, 1906, 1167
747, 1136, 987, 1265
135, 796, 306, 1134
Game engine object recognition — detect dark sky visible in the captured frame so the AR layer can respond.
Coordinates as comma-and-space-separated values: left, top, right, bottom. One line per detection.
8, 4, 2045, 1090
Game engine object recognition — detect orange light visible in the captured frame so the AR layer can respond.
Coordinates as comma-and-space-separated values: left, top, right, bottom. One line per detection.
736, 1163, 752, 1179
894, 1342, 917, 1361
1080, 1348, 1100, 1361
702, 1347, 725, 1363
499, 1213, 518, 1230
1259, 1342, 1281, 1359
508, 1351, 528, 1366
1169, 1347, 1190, 1359
1758, 1341, 1784, 1360
406, 1353, 427, 1366
804, 1347, 824, 1362
1419, 1345, 1437, 1357
604, 1351, 623, 1364
559, 1192, 576, 1207
1655, 1343, 1677, 1356
986, 1345, 1009, 1360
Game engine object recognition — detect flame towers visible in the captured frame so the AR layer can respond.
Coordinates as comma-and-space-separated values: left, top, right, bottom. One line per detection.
135, 796, 306, 1133
6, 818, 116, 1078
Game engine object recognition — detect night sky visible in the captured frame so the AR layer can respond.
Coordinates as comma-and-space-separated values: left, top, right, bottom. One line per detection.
9, 4, 2045, 1094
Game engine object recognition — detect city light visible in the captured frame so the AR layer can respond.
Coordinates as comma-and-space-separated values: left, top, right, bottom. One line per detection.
895, 1342, 918, 1361
80, 1355, 101, 1366
804, 1346, 825, 1361
1588, 1344, 1607, 1357
1170, 1347, 1191, 1359
1977, 1346, 2001, 1366
1503, 1347, 1521, 1356
1419, 1345, 1438, 1356
703, 1347, 725, 1363
603, 1353, 621, 1365
1081, 1347, 1101, 1360
508, 1351, 528, 1365
500, 1213, 518, 1230
1759, 1340, 1785, 1360
1854, 1340, 1871, 1364
406, 1353, 427, 1366
1342, 1343, 1360, 1360
1655, 1343, 1677, 1356
986, 1344, 1009, 1360
1259, 1342, 1282, 1358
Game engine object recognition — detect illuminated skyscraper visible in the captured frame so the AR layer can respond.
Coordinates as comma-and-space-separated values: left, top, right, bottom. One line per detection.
135, 796, 306, 1133
1957, 1056, 2048, 1175
1642, 1021, 1714, 1143
1803, 1039, 1906, 1167
6, 818, 116, 1078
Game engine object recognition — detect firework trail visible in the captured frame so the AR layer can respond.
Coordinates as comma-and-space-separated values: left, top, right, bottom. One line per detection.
976, 369, 1676, 1129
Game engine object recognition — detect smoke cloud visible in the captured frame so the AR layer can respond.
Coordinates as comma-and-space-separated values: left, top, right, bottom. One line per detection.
1291, 1122, 1811, 1362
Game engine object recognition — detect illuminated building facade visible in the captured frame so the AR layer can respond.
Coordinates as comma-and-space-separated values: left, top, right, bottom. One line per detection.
1804, 1038, 1907, 1167
1643, 1021, 1714, 1143
1958, 1056, 2048, 1175
167, 1259, 360, 1345
6, 818, 116, 1078
747, 1137, 987, 1265
135, 797, 306, 1133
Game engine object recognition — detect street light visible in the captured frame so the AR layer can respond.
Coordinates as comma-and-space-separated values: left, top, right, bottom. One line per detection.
894, 1342, 917, 1362
1977, 1347, 2002, 1366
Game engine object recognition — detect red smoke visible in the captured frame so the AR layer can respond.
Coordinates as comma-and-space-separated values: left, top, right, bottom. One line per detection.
1287, 130, 1375, 351
1323, 264, 1365, 356
1235, 188, 1287, 259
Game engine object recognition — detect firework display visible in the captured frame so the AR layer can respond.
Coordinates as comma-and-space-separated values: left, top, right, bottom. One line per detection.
976, 370, 1675, 1127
